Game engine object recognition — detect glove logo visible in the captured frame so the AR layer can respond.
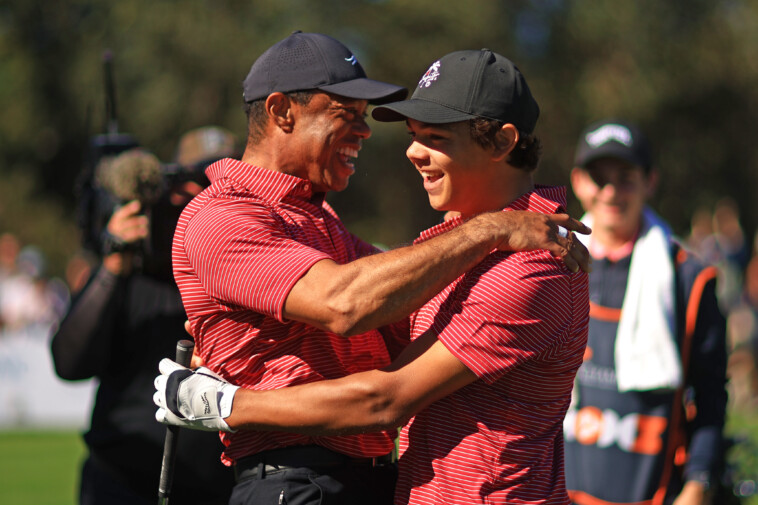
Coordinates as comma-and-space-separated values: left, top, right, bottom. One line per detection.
201, 391, 211, 415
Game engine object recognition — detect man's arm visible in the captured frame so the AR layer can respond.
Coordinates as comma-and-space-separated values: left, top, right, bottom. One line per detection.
51, 201, 148, 380
232, 331, 474, 434
677, 275, 728, 504
284, 211, 589, 336
50, 264, 121, 380
156, 330, 475, 434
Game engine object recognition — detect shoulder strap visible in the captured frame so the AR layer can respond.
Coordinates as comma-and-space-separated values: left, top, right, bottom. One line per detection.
675, 245, 720, 375
652, 242, 692, 505
652, 243, 720, 505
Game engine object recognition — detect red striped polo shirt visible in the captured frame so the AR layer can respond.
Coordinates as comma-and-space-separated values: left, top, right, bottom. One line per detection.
172, 158, 397, 465
395, 186, 589, 505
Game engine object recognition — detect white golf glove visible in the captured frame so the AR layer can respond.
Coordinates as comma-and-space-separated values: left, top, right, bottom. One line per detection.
153, 358, 239, 432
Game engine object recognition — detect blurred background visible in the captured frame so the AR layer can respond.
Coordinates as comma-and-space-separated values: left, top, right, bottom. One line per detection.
1, 0, 758, 503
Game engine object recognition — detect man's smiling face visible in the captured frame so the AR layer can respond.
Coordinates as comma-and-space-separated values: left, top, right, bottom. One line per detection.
291, 92, 371, 193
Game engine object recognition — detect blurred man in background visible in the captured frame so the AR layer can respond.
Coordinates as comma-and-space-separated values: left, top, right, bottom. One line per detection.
51, 127, 238, 505
562, 119, 728, 505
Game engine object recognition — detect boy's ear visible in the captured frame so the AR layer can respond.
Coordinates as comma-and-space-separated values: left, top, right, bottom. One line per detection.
492, 123, 519, 162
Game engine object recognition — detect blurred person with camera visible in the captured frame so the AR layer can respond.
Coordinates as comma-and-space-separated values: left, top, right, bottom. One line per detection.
562, 119, 728, 505
51, 128, 238, 505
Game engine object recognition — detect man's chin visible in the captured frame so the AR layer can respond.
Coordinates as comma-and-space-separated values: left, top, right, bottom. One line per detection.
336, 177, 352, 191
325, 179, 350, 193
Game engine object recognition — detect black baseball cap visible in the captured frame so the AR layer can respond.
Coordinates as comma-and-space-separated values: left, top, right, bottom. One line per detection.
372, 49, 540, 133
242, 31, 407, 105
574, 119, 653, 172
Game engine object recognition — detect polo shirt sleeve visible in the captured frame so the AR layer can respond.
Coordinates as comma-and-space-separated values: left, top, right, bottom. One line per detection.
433, 251, 574, 384
183, 199, 331, 323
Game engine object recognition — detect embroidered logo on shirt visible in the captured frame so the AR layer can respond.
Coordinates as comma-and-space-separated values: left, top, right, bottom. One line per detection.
418, 60, 441, 88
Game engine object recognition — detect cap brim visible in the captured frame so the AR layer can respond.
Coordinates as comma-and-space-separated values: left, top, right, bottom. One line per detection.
319, 78, 408, 105
372, 98, 477, 123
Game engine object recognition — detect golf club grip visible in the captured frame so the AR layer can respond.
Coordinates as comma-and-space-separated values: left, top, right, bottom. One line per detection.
157, 339, 195, 503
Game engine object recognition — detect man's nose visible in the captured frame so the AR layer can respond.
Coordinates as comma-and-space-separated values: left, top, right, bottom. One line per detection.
353, 117, 371, 139
599, 181, 619, 197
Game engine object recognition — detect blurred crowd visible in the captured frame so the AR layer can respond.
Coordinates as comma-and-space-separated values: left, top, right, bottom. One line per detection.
685, 197, 758, 414
0, 231, 92, 339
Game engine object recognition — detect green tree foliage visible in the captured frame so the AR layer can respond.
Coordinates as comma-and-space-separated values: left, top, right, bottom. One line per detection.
1, 0, 756, 277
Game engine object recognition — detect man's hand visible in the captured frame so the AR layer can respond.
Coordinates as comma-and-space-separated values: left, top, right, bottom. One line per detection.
102, 200, 150, 276
107, 200, 150, 243
489, 211, 591, 273
153, 358, 239, 432
672, 480, 712, 505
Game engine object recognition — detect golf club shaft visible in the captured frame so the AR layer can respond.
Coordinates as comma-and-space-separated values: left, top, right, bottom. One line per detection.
157, 339, 195, 504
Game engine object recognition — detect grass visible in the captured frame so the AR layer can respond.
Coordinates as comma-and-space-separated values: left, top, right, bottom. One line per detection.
0, 430, 86, 505
725, 410, 758, 505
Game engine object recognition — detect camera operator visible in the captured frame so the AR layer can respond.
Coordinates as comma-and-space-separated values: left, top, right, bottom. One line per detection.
51, 128, 237, 505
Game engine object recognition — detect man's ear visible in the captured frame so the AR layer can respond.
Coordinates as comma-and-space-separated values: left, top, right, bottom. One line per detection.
570, 166, 595, 211
570, 166, 584, 192
645, 169, 659, 199
265, 92, 294, 133
492, 123, 519, 162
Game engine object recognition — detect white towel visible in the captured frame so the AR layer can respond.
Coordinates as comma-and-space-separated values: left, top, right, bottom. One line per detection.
578, 208, 682, 391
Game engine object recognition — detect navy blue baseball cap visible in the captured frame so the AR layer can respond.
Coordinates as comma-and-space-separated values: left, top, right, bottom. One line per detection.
242, 31, 407, 105
372, 49, 540, 133
574, 119, 653, 172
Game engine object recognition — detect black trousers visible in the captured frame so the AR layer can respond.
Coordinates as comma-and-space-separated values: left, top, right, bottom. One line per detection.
79, 456, 153, 505
230, 462, 398, 505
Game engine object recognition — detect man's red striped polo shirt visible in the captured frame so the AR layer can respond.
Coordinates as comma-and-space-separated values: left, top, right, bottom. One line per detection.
172, 158, 397, 465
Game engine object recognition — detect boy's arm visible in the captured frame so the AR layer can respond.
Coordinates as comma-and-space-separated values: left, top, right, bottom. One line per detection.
155, 330, 475, 435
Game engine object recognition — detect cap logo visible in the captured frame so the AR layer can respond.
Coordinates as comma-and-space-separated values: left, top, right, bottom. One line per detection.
586, 124, 633, 148
418, 60, 441, 88
345, 55, 357, 66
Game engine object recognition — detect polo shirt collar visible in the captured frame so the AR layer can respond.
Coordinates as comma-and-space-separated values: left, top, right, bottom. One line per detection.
205, 158, 317, 202
416, 185, 567, 242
